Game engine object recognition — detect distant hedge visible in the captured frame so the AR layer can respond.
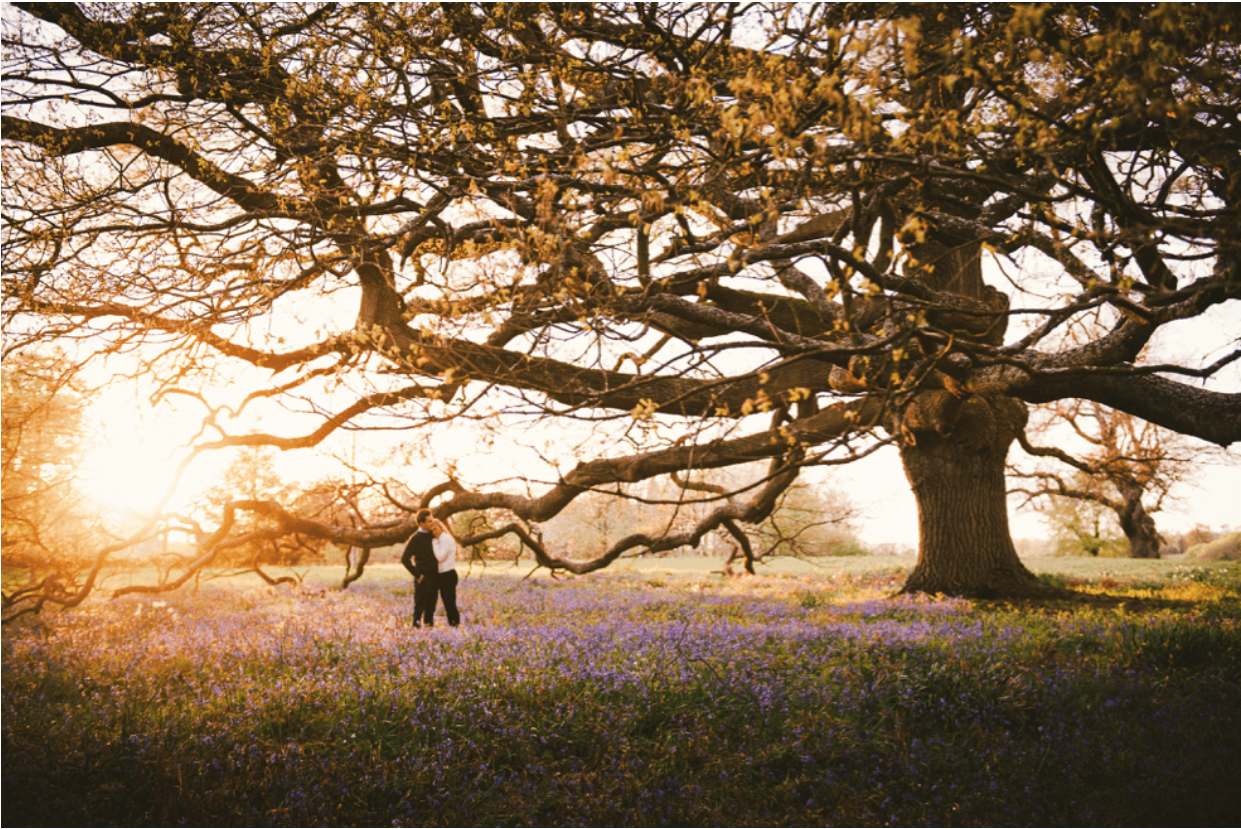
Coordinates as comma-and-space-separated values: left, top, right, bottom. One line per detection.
1187, 532, 1241, 561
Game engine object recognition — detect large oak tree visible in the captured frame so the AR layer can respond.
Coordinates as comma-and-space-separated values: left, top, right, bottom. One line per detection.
4, 3, 1239, 614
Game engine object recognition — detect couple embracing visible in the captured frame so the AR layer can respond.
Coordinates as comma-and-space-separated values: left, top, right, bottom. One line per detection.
400, 508, 460, 628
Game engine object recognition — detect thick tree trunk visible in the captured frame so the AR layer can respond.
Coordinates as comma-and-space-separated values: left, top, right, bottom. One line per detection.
897, 393, 1058, 598
1116, 482, 1162, 559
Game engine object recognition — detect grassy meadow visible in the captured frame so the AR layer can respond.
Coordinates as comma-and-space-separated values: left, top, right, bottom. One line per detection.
4, 556, 1241, 826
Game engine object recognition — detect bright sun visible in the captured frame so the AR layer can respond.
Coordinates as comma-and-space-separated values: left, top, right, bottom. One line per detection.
79, 440, 180, 515
77, 389, 205, 517
74, 377, 374, 520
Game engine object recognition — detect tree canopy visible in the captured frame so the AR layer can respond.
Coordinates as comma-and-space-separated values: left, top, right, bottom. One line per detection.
3, 3, 1239, 612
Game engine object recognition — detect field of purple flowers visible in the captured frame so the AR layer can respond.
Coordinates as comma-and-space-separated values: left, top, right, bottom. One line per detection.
4, 563, 1240, 826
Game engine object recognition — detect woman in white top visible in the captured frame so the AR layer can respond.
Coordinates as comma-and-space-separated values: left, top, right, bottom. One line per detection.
429, 519, 460, 627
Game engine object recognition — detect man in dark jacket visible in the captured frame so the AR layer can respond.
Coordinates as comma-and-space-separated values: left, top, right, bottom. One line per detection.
401, 509, 440, 628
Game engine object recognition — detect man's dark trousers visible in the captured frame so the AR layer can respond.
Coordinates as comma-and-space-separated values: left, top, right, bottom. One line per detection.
413, 571, 439, 628
402, 529, 440, 628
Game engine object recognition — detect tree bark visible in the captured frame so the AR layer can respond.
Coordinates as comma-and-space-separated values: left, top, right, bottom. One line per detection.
1116, 482, 1163, 559
897, 393, 1058, 598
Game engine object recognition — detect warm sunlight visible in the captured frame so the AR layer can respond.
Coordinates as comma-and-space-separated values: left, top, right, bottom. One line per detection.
77, 399, 190, 516
74, 383, 244, 519
73, 376, 496, 521
79, 441, 177, 516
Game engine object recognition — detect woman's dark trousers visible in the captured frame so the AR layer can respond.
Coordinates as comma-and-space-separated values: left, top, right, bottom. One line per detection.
438, 569, 460, 627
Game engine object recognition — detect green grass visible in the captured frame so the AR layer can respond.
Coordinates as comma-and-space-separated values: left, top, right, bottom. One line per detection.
4, 556, 1240, 826
47, 551, 1241, 593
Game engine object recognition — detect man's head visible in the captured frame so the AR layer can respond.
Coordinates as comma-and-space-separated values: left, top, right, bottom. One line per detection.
416, 508, 433, 531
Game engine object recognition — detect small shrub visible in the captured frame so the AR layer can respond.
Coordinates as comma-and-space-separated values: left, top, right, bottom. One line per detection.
1187, 532, 1241, 561
827, 539, 869, 557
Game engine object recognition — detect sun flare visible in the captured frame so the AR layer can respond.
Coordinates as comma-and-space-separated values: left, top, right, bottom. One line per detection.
79, 440, 180, 515
76, 391, 201, 516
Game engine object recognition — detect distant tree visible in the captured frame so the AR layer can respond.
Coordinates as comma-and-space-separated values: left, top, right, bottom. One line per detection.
196, 446, 284, 565
1008, 312, 1217, 559
4, 3, 1240, 617
197, 450, 359, 576
1182, 524, 1221, 550
542, 486, 652, 558
1, 351, 94, 568
208, 446, 285, 505
0, 351, 107, 618
755, 481, 859, 559
662, 469, 859, 573
1011, 398, 1203, 557
1038, 490, 1128, 558
538, 466, 857, 573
